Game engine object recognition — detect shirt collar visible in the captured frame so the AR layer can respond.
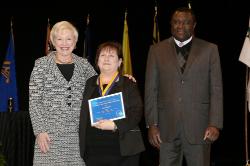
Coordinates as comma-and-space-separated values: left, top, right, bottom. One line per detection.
174, 36, 193, 47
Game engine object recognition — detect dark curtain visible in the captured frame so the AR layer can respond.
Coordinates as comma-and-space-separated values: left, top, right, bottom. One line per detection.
0, 111, 35, 166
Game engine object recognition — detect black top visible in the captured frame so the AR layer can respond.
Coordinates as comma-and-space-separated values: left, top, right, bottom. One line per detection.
57, 63, 74, 82
85, 85, 120, 156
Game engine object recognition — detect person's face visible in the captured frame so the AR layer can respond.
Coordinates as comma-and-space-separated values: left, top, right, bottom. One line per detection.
171, 11, 196, 42
54, 29, 76, 56
97, 48, 122, 74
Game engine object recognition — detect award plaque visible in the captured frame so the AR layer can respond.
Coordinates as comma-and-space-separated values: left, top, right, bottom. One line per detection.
88, 92, 126, 125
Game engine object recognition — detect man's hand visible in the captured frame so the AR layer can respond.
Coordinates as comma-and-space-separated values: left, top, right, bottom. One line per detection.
203, 126, 220, 142
148, 125, 162, 149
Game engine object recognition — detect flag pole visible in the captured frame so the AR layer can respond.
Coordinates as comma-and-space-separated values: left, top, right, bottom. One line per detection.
83, 13, 90, 58
238, 17, 250, 165
245, 66, 249, 166
10, 17, 14, 44
188, 0, 192, 9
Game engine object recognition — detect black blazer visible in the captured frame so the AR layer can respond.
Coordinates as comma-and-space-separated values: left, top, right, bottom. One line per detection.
79, 75, 145, 158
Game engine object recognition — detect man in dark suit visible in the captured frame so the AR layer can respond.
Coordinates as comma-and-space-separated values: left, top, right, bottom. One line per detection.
144, 7, 223, 166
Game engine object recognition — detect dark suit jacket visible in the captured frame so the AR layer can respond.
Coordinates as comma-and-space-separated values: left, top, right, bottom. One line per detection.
145, 37, 223, 144
79, 75, 145, 158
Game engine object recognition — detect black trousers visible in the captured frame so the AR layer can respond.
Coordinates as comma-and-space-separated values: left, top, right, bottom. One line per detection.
85, 154, 140, 166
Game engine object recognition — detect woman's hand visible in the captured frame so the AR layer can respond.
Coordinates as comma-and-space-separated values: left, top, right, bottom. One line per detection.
93, 120, 116, 131
36, 132, 51, 154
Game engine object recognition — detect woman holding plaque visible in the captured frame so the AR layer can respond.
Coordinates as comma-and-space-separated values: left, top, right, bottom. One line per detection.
79, 41, 145, 166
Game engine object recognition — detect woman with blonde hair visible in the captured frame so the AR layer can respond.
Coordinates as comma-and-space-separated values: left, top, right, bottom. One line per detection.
29, 21, 96, 165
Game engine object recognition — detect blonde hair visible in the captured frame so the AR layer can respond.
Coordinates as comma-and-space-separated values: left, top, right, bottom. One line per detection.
50, 21, 78, 46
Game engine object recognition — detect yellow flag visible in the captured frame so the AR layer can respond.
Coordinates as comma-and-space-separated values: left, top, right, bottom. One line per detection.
122, 11, 133, 75
153, 6, 160, 44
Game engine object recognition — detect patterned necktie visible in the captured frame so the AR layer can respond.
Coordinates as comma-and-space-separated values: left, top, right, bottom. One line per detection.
178, 51, 186, 73
176, 43, 187, 73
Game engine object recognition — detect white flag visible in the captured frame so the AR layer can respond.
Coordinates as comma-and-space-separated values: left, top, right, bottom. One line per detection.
239, 18, 250, 67
239, 17, 250, 111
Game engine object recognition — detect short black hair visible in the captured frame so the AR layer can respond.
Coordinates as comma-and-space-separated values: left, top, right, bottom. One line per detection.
171, 7, 196, 23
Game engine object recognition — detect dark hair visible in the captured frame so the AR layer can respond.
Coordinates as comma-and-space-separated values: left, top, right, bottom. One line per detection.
171, 7, 196, 23
95, 41, 123, 72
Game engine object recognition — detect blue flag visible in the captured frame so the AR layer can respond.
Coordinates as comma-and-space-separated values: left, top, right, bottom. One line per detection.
0, 31, 19, 112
